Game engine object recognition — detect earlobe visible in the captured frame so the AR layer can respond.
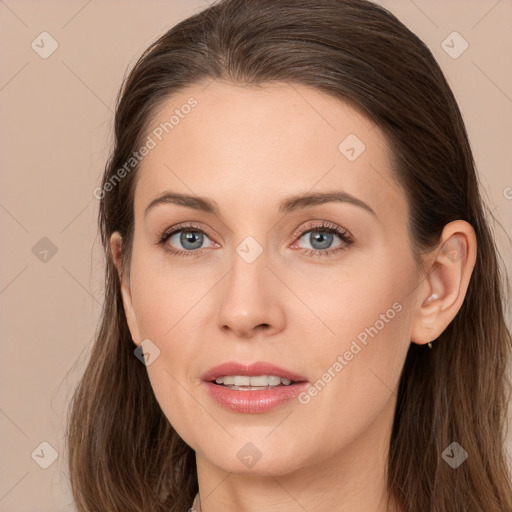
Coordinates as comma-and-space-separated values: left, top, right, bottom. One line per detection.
109, 232, 142, 347
410, 221, 477, 346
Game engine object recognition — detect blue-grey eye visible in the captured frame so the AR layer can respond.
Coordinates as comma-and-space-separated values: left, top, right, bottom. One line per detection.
298, 230, 342, 251
169, 230, 210, 251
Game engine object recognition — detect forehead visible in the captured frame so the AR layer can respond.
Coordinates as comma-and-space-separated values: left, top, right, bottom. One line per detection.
133, 81, 403, 221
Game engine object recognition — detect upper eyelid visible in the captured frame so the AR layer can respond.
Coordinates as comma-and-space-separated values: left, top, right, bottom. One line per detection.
292, 221, 351, 240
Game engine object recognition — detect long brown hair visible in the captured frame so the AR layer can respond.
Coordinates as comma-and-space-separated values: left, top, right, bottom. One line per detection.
65, 0, 512, 510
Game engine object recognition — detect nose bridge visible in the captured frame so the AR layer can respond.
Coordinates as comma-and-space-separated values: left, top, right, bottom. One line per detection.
217, 232, 285, 336
224, 235, 270, 311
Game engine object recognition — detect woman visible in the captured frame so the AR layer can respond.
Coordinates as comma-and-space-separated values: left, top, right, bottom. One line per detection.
66, 0, 512, 510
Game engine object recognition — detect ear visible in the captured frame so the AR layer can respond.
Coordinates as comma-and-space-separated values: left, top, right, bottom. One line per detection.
110, 232, 142, 347
410, 220, 477, 346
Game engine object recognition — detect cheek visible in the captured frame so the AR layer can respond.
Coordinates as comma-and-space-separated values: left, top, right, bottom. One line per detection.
301, 257, 414, 428
295, 248, 413, 352
144, 364, 208, 452
127, 254, 212, 440
129, 248, 207, 339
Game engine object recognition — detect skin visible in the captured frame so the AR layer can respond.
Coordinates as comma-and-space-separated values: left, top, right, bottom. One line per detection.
110, 81, 476, 512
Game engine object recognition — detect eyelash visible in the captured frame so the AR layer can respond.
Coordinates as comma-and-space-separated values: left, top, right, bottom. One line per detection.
156, 221, 354, 259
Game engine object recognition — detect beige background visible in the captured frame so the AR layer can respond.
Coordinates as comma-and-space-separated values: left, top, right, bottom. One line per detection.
1, 1, 511, 510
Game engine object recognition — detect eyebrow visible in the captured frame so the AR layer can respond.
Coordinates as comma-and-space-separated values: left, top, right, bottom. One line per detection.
144, 190, 376, 218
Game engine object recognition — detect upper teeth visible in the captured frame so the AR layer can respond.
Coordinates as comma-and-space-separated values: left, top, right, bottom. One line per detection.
215, 375, 292, 386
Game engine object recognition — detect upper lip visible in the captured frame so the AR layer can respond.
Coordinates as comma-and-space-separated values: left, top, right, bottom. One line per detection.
201, 362, 308, 383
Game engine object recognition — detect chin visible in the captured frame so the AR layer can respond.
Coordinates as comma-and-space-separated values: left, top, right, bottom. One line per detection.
203, 444, 309, 477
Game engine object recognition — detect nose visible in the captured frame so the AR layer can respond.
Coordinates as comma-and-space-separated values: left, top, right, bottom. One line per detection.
217, 248, 286, 339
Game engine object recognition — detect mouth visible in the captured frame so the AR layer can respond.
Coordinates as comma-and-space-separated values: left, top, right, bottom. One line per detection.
201, 361, 308, 386
200, 361, 309, 413
209, 374, 300, 390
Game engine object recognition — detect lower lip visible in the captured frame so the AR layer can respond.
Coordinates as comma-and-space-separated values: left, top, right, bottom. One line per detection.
202, 381, 309, 413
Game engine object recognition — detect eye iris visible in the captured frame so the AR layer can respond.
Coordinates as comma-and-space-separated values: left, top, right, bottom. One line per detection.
310, 230, 333, 250
181, 230, 203, 250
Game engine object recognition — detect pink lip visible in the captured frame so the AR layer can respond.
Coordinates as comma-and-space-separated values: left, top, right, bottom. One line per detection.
201, 361, 308, 383
202, 381, 309, 413
201, 361, 309, 414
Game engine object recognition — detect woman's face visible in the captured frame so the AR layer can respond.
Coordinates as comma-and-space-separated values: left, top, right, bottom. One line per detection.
113, 81, 427, 475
